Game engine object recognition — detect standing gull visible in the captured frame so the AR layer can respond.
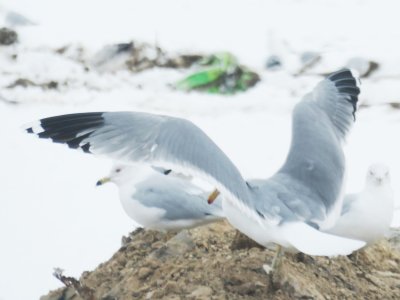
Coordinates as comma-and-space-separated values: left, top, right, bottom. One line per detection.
25, 69, 364, 256
96, 163, 224, 231
326, 163, 394, 245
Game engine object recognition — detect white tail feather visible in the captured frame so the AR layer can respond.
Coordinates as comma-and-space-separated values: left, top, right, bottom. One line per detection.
282, 222, 365, 256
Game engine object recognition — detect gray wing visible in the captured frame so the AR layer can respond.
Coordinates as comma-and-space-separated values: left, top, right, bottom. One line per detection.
277, 69, 360, 218
341, 194, 358, 215
133, 181, 224, 220
247, 176, 325, 225
25, 111, 252, 209
252, 69, 360, 224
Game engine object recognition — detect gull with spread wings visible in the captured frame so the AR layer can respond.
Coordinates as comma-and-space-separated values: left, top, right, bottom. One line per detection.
25, 69, 364, 257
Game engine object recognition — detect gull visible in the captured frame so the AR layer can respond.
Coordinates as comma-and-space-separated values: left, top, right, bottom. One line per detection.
326, 163, 394, 246
96, 163, 225, 231
25, 69, 364, 256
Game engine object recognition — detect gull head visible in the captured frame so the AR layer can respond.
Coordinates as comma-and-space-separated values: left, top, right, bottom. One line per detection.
366, 163, 390, 186
96, 164, 136, 187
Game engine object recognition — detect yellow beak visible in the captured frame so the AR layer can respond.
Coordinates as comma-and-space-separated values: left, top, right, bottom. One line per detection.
96, 177, 111, 186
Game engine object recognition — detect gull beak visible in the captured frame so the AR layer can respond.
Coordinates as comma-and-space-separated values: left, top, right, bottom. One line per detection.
96, 177, 111, 186
207, 189, 220, 204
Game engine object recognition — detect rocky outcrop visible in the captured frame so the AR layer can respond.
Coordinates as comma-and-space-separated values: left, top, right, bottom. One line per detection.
41, 222, 400, 300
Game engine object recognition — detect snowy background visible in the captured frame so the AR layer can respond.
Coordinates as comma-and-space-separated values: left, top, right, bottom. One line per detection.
1, 0, 400, 299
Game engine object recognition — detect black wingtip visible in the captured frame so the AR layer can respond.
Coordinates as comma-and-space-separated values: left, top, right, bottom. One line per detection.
328, 69, 354, 81
327, 69, 360, 121
81, 143, 91, 153
29, 112, 104, 153
256, 209, 265, 219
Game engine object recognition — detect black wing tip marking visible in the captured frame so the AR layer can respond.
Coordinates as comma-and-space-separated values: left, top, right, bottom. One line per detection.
28, 112, 105, 153
256, 209, 265, 219
81, 143, 92, 153
327, 69, 361, 120
306, 221, 320, 230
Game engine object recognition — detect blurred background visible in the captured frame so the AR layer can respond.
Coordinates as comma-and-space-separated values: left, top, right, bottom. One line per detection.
1, 0, 400, 299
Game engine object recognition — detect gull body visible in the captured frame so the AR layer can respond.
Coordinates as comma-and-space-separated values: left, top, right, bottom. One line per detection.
25, 69, 365, 256
98, 164, 224, 231
327, 163, 394, 245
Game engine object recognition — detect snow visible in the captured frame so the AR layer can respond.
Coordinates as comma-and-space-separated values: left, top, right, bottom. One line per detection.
1, 0, 400, 299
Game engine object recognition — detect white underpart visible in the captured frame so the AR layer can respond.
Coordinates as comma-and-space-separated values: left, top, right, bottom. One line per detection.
326, 164, 394, 245
222, 198, 282, 247
119, 189, 166, 230
320, 166, 348, 230
111, 164, 224, 231
281, 222, 365, 256
223, 197, 365, 255
120, 184, 212, 231
327, 185, 394, 245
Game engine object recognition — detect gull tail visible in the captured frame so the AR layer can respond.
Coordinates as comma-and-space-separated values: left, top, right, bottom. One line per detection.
282, 222, 365, 256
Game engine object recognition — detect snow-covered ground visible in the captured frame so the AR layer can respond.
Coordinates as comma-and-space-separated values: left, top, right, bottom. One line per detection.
1, 0, 400, 299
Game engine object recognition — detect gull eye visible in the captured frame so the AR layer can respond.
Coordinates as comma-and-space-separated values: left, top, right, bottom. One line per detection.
115, 168, 121, 173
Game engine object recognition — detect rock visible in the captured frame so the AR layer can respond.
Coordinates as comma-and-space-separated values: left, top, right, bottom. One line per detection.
39, 287, 77, 300
230, 230, 264, 251
89, 41, 202, 73
150, 230, 195, 260
345, 57, 379, 78
265, 55, 282, 70
300, 51, 320, 65
90, 42, 134, 72
6, 78, 59, 90
388, 102, 400, 109
138, 267, 153, 280
294, 51, 321, 76
164, 281, 180, 294
7, 78, 35, 88
161, 295, 181, 300
0, 27, 18, 45
42, 222, 400, 299
188, 286, 213, 299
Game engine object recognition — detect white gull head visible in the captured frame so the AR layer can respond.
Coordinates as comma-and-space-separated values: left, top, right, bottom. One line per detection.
365, 163, 390, 187
96, 164, 151, 187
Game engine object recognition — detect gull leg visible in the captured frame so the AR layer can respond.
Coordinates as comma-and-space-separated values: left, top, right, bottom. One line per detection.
207, 189, 220, 204
263, 245, 284, 275
271, 245, 284, 271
